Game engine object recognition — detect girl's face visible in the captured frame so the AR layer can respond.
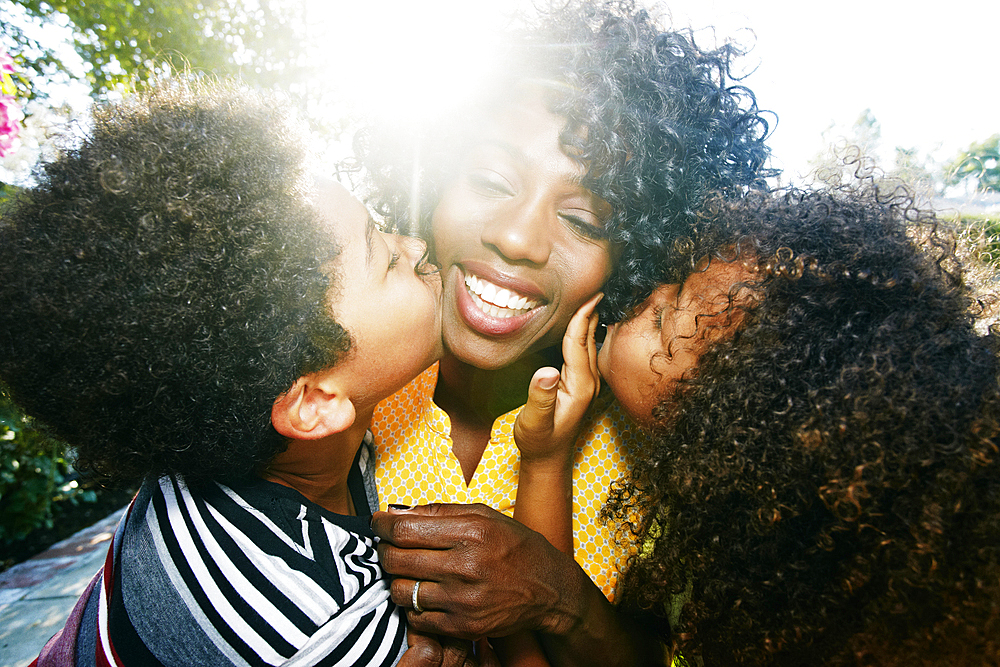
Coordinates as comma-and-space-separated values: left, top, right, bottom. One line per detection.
317, 179, 442, 411
598, 258, 754, 429
431, 94, 616, 370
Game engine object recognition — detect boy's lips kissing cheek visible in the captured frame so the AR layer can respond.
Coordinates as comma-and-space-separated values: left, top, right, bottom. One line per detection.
451, 265, 546, 337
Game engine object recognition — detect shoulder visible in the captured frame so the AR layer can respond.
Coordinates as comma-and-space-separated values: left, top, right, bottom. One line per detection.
118, 475, 405, 664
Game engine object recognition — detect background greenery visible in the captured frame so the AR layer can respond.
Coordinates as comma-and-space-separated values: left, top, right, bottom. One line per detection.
0, 385, 92, 543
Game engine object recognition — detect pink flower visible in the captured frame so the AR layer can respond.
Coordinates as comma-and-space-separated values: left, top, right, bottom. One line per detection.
0, 52, 14, 75
1, 95, 24, 157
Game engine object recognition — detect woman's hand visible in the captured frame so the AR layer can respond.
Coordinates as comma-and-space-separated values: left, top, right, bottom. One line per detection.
397, 628, 498, 667
373, 503, 583, 639
372, 503, 665, 667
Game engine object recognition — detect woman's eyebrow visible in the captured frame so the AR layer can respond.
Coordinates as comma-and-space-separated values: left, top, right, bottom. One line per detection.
488, 139, 592, 192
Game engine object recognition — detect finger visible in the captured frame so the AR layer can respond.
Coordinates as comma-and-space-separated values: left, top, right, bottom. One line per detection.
561, 293, 603, 402
395, 581, 504, 640
404, 608, 480, 641
389, 578, 451, 617
586, 302, 600, 394
399, 630, 445, 667
515, 366, 560, 441
377, 538, 456, 582
439, 636, 477, 667
372, 503, 501, 547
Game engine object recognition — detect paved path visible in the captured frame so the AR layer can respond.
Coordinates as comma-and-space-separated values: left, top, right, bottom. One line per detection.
0, 507, 126, 667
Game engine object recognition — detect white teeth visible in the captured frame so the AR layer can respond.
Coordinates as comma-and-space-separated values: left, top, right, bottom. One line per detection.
464, 273, 540, 318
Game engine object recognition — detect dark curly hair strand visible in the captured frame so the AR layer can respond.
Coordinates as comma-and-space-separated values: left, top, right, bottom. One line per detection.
0, 81, 351, 487
605, 184, 1000, 665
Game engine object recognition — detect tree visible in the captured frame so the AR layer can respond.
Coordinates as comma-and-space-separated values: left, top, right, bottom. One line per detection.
808, 108, 884, 186
945, 134, 1000, 193
2, 0, 354, 191
1, 0, 310, 99
807, 109, 941, 197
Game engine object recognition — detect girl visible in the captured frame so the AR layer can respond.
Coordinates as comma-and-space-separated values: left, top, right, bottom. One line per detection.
598, 185, 1000, 665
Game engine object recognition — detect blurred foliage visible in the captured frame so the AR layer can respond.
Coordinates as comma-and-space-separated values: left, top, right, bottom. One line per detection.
1, 0, 313, 99
944, 212, 1000, 265
945, 134, 1000, 193
0, 384, 93, 543
809, 109, 942, 199
0, 180, 17, 202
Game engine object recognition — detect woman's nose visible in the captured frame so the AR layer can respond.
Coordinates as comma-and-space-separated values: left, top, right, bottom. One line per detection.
479, 198, 553, 266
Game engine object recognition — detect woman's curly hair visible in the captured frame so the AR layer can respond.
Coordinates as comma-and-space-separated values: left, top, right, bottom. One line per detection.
0, 80, 350, 487
605, 185, 1000, 665
355, 0, 775, 322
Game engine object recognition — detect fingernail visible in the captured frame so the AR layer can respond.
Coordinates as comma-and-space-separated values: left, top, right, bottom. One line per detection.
539, 373, 559, 390
388, 503, 414, 511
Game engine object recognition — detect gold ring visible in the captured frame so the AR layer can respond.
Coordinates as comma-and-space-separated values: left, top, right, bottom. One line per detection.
411, 580, 424, 613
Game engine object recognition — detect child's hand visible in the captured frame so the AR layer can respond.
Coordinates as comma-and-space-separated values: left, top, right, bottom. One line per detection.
514, 293, 602, 466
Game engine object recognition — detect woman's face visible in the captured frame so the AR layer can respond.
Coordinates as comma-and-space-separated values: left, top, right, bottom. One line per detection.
598, 258, 754, 429
431, 94, 616, 370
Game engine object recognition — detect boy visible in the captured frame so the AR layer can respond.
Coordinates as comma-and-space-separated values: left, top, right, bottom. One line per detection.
0, 80, 440, 666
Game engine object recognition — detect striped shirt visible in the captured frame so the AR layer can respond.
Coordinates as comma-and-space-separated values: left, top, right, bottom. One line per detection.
62, 439, 407, 667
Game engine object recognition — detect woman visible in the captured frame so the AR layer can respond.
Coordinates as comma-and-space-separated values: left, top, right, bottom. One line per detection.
360, 1, 774, 664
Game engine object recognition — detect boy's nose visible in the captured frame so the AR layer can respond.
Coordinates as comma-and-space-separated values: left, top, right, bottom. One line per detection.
394, 234, 429, 269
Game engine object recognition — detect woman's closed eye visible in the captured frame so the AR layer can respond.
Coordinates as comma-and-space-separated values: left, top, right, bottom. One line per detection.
560, 210, 608, 241
467, 170, 516, 197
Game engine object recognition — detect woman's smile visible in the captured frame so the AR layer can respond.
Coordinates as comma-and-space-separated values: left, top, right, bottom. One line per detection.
452, 262, 546, 337
463, 272, 541, 318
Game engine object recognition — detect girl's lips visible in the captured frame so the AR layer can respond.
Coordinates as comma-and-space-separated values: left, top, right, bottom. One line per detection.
453, 267, 545, 337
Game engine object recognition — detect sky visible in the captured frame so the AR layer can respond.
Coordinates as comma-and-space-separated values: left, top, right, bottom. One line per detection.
308, 0, 1000, 183
5, 0, 998, 186
663, 0, 1000, 182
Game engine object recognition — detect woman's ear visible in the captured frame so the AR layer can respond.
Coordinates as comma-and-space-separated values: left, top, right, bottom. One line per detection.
271, 374, 356, 440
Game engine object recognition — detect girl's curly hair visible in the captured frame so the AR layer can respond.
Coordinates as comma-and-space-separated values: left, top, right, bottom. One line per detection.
0, 80, 350, 487
605, 185, 1000, 665
355, 0, 775, 322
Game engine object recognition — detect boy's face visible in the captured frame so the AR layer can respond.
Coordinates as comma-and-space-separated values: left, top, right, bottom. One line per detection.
598, 258, 754, 429
317, 179, 443, 411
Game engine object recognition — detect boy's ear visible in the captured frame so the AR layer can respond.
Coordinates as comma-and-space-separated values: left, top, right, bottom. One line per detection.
271, 373, 356, 440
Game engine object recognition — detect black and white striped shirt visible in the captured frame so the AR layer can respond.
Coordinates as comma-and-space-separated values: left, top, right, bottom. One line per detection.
107, 440, 406, 666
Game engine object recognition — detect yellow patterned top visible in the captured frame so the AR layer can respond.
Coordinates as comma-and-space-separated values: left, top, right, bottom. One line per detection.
371, 363, 646, 601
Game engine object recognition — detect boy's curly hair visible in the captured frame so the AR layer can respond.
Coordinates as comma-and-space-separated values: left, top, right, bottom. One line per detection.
605, 185, 1000, 665
356, 0, 775, 322
0, 81, 350, 487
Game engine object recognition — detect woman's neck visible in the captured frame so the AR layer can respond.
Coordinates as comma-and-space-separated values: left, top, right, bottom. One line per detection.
434, 351, 553, 483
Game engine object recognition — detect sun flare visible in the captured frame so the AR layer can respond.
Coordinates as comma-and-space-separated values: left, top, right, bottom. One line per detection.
303, 0, 518, 131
